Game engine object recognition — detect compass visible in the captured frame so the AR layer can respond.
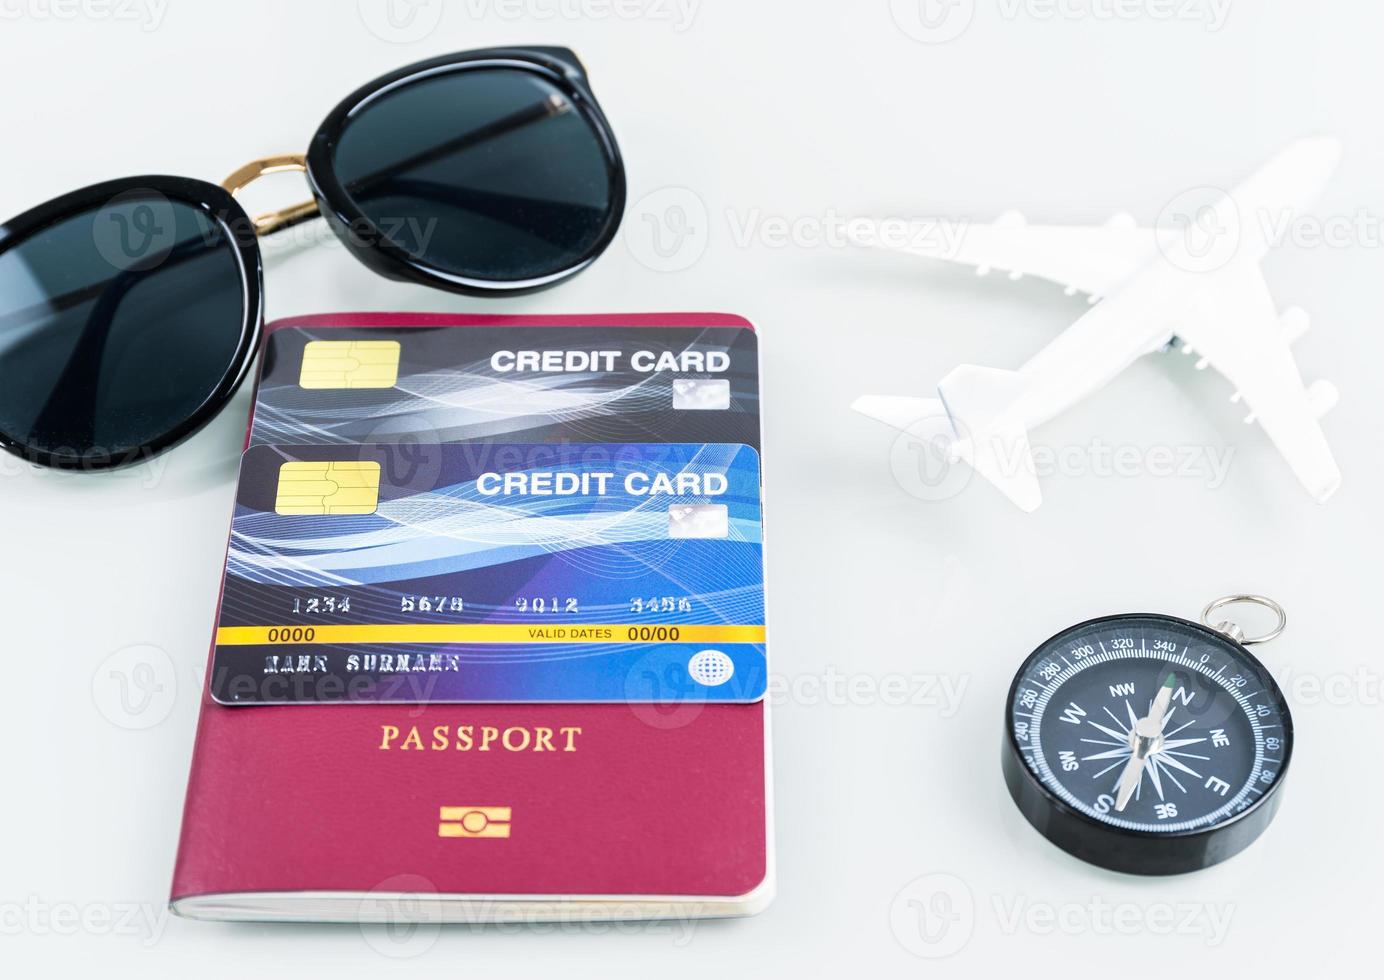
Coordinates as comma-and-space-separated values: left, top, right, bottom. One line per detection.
1002, 596, 1294, 875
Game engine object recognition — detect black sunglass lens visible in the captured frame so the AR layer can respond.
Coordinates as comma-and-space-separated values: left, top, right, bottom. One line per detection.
330, 67, 619, 284
0, 192, 248, 466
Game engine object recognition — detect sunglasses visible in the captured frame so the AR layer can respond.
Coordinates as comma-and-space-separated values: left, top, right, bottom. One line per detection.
0, 46, 625, 471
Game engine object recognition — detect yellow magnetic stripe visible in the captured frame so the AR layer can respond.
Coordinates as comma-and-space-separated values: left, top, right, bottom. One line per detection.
275, 461, 380, 515
299, 340, 400, 389
216, 624, 766, 646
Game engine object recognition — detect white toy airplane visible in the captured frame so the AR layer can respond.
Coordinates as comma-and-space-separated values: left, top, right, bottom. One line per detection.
852, 138, 1343, 511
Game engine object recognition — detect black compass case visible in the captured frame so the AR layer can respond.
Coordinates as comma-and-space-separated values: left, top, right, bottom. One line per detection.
1001, 742, 1289, 875
1000, 614, 1294, 876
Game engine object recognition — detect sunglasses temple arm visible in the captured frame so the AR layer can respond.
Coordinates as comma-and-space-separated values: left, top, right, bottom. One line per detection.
252, 199, 321, 238
0, 234, 223, 335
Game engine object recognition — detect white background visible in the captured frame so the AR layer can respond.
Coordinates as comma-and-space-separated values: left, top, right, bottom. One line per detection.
1, 0, 1381, 975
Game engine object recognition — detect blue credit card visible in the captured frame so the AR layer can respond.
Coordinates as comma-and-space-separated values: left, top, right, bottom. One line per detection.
250, 323, 761, 449
210, 443, 766, 705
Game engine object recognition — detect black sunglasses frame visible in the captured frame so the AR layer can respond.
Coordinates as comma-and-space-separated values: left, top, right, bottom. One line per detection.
306, 46, 626, 295
0, 177, 263, 470
0, 47, 624, 471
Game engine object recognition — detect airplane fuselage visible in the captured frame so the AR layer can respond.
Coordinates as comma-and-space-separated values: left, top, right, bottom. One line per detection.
1007, 255, 1205, 430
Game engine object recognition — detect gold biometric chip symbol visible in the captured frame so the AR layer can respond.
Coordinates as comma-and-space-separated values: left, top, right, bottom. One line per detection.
275, 461, 381, 515
438, 806, 512, 839
299, 340, 401, 389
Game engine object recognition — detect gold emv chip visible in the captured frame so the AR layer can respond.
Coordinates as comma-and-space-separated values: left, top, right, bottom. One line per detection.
299, 340, 400, 389
275, 461, 381, 515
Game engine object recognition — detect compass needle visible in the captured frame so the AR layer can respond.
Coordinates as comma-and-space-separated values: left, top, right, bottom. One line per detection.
1113, 674, 1175, 812
1113, 752, 1145, 811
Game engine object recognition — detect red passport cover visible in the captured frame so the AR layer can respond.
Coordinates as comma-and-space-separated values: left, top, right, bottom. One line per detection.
170, 313, 769, 913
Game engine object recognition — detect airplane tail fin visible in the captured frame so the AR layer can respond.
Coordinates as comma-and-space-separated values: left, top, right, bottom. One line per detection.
851, 395, 949, 432
853, 368, 1044, 512
938, 365, 1043, 512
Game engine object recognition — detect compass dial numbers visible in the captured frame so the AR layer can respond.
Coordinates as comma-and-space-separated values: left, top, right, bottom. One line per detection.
1007, 616, 1292, 835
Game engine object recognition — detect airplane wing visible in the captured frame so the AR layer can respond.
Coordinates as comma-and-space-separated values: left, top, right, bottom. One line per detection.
1175, 265, 1341, 501
849, 212, 1168, 298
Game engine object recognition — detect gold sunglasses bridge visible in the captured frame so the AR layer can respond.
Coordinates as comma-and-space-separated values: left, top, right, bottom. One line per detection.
220, 154, 316, 237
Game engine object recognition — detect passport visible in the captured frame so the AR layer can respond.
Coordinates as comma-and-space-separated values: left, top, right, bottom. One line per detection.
171, 313, 772, 923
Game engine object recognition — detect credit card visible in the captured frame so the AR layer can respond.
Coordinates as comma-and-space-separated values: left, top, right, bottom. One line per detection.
210, 443, 767, 705
250, 322, 761, 448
